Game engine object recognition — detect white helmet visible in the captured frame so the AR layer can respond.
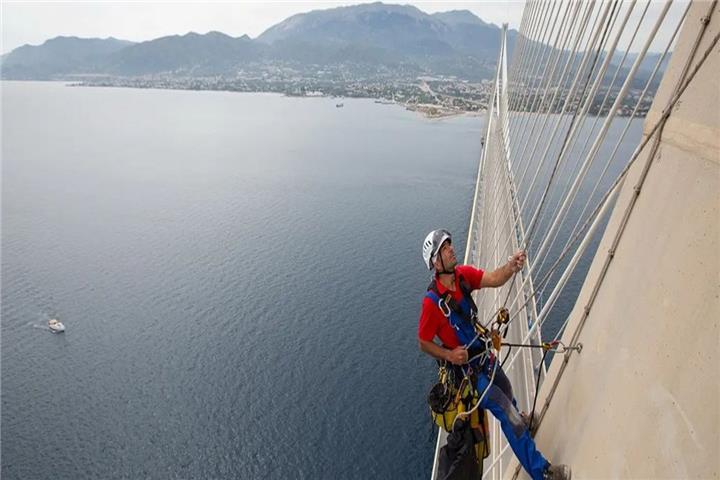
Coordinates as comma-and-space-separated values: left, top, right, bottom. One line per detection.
422, 229, 452, 270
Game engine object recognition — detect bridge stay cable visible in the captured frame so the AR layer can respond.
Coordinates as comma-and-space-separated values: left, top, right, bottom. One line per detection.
432, 2, 704, 478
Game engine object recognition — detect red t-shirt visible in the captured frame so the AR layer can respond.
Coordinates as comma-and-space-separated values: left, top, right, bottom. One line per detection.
418, 265, 484, 348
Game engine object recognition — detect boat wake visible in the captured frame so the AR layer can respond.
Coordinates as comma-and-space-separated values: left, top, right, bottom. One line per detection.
29, 315, 66, 333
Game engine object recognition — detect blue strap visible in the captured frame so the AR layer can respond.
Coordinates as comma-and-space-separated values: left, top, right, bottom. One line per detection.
426, 290, 483, 350
425, 290, 441, 303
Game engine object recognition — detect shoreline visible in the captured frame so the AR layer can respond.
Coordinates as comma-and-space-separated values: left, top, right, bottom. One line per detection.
62, 80, 485, 119
1, 79, 645, 120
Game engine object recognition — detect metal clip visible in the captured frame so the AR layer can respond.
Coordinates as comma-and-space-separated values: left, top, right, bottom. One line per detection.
496, 307, 510, 325
491, 330, 502, 351
542, 341, 583, 355
558, 341, 583, 355
438, 298, 451, 318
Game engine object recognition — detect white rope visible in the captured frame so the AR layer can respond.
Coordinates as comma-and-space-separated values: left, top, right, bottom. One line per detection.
517, 0, 617, 244
510, 0, 559, 115
495, 175, 621, 376
468, 2, 715, 478
507, 0, 543, 113
488, 0, 692, 373
510, 0, 602, 215
515, 0, 603, 189
528, 0, 674, 270
478, 0, 668, 334
507, 1, 536, 115
517, 1, 581, 153
525, 0, 639, 264
512, 0, 600, 191
532, 0, 654, 277
477, 0, 608, 313
508, 0, 564, 120
526, 9, 720, 470
473, 0, 603, 329
553, 0, 690, 279
471, 2, 614, 328
508, 0, 579, 178
481, 0, 604, 270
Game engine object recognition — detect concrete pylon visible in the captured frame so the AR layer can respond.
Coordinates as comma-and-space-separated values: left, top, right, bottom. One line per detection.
524, 2, 719, 478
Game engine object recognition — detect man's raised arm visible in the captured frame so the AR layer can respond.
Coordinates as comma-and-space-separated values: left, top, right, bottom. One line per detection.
480, 250, 526, 288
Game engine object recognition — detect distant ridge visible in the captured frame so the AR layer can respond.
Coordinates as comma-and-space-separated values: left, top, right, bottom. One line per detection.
1, 36, 133, 79
103, 31, 264, 76
0, 2, 667, 86
1, 2, 510, 80
431, 10, 489, 26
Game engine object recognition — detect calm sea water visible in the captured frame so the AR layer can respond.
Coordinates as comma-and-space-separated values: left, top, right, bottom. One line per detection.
1, 82, 642, 479
2, 82, 483, 479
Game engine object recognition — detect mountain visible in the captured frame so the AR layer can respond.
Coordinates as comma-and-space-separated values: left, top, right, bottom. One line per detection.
1, 36, 134, 79
257, 2, 510, 66
0, 3, 515, 80
104, 31, 265, 75
257, 3, 454, 55
431, 10, 488, 26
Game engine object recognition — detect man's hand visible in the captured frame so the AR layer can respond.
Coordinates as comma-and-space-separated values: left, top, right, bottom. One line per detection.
446, 347, 468, 365
508, 250, 526, 273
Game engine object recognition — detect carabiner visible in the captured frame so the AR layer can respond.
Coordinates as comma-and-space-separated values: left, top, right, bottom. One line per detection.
438, 298, 452, 318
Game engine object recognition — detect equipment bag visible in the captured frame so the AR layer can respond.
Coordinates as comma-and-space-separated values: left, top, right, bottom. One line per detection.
427, 366, 490, 460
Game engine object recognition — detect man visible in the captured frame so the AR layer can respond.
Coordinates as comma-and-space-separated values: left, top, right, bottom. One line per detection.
418, 229, 571, 480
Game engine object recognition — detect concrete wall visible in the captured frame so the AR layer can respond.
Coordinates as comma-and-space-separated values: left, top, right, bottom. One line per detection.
525, 3, 719, 478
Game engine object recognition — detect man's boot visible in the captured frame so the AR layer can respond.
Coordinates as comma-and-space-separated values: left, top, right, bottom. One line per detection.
543, 464, 571, 480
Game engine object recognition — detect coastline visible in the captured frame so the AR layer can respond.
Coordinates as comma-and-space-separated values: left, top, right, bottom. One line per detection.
0, 79, 640, 120
60, 80, 483, 119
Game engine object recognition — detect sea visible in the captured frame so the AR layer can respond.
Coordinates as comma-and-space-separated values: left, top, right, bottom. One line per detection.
1, 81, 642, 479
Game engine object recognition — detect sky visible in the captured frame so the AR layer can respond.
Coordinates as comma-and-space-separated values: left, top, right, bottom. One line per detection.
1, 1, 526, 54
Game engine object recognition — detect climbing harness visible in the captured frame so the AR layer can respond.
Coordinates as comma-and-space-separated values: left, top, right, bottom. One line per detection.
425, 275, 489, 358
425, 274, 494, 458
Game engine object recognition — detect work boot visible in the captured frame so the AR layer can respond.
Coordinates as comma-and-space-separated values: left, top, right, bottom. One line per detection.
543, 464, 571, 480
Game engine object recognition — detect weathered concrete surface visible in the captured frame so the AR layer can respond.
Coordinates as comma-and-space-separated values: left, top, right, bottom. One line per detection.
520, 3, 720, 479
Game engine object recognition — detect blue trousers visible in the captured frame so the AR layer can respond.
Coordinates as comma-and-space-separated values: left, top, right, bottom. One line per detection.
474, 362, 549, 480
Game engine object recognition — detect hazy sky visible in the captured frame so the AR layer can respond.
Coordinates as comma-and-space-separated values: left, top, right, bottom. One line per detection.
1, 1, 526, 54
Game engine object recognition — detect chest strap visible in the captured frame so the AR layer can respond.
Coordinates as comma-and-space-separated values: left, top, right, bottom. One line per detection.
427, 275, 478, 325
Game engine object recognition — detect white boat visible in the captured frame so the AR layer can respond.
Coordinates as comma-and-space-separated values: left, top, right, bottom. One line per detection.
48, 318, 65, 333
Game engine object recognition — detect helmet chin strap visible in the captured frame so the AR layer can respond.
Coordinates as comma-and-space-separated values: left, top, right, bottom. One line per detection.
436, 256, 456, 276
